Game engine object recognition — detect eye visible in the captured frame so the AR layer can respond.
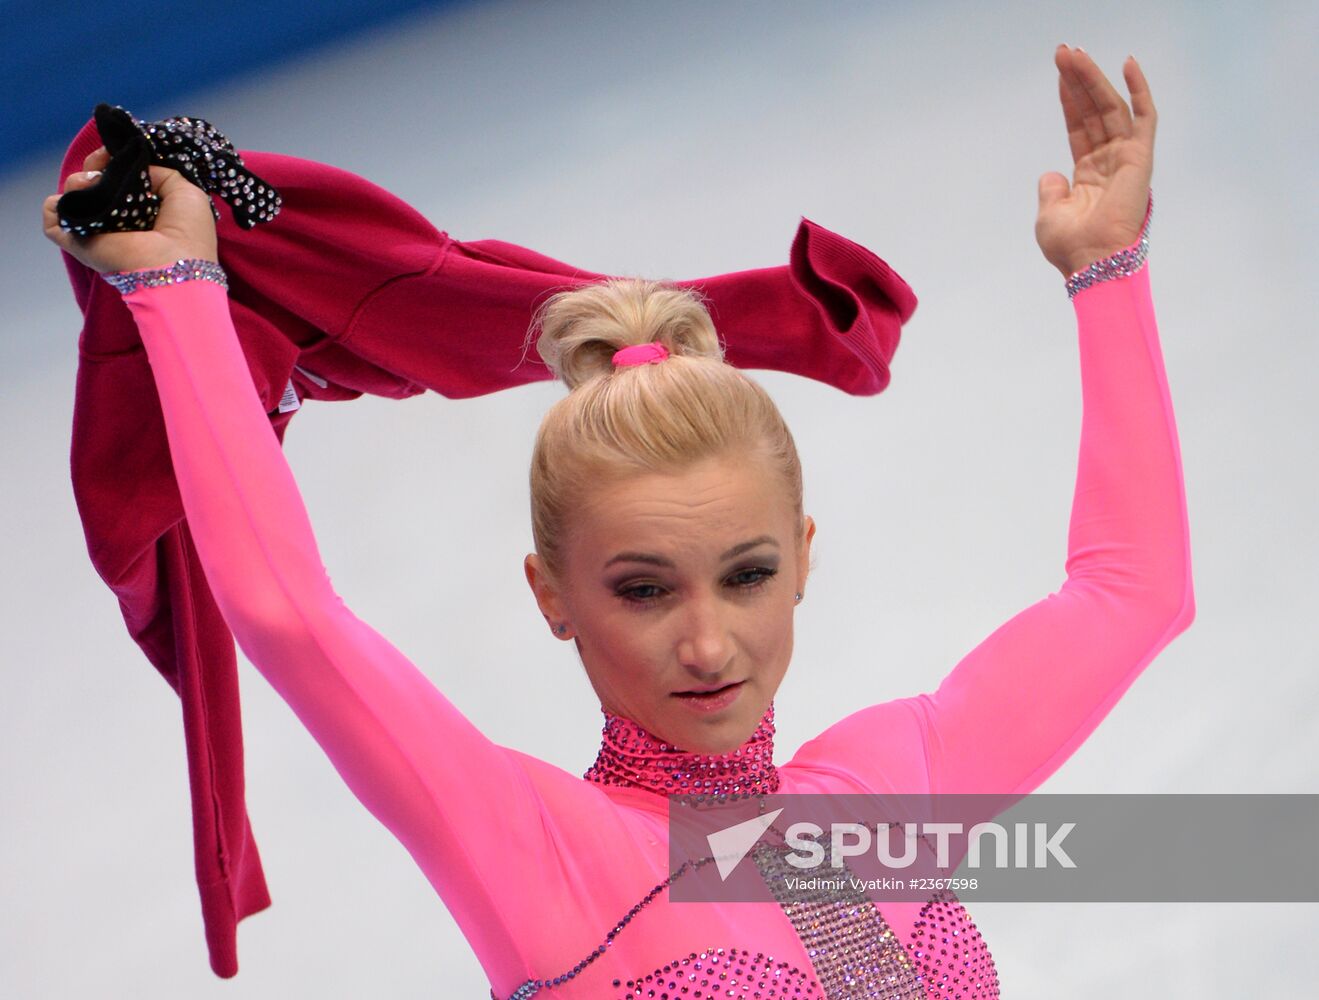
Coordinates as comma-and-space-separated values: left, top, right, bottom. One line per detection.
727, 567, 778, 590
617, 582, 667, 606
614, 568, 778, 607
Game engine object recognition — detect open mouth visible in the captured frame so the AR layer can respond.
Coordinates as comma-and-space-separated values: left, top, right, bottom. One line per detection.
672, 680, 744, 711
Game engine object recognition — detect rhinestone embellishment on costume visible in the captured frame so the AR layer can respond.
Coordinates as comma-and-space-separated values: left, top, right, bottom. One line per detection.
752, 837, 924, 998
907, 890, 999, 998
583, 703, 781, 799
139, 111, 282, 229
613, 947, 823, 998
1065, 191, 1153, 298
102, 258, 229, 296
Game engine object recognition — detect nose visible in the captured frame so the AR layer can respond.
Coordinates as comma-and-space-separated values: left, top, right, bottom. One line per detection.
676, 588, 735, 682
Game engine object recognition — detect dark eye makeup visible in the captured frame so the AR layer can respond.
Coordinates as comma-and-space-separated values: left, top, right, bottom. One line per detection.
614, 567, 779, 606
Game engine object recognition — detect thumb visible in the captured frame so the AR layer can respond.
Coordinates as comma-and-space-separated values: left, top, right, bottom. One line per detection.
147, 163, 214, 227
1037, 171, 1069, 212
145, 163, 220, 261
146, 164, 193, 198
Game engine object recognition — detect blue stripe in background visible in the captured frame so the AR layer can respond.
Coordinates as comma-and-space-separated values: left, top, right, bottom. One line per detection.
0, 0, 467, 173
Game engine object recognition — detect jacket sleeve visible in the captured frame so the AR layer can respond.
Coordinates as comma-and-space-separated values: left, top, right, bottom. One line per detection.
788, 260, 1195, 798
117, 273, 597, 982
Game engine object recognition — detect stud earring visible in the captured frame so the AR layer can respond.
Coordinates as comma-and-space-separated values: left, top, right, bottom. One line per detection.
794, 592, 803, 603
555, 624, 568, 635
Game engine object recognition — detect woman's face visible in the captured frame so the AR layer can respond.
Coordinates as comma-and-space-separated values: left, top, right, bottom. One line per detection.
525, 451, 814, 755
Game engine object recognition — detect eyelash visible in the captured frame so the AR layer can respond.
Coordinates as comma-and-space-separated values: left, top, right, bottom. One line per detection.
616, 568, 779, 606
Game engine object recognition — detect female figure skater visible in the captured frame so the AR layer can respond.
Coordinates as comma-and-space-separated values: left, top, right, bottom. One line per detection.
43, 45, 1190, 998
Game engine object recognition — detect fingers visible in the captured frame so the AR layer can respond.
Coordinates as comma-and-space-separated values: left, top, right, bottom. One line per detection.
1124, 56, 1157, 148
41, 194, 62, 241
1055, 45, 1096, 164
63, 169, 103, 193
1066, 46, 1134, 144
43, 169, 107, 251
82, 146, 110, 173
44, 170, 101, 246
41, 193, 77, 253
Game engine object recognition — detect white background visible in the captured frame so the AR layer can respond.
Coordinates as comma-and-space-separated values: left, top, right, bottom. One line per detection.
2, 0, 1314, 995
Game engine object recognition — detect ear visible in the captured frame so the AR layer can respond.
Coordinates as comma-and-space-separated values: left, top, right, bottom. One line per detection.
795, 514, 816, 597
524, 553, 572, 640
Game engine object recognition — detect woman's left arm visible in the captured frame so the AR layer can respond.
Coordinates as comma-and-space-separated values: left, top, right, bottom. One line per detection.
791, 49, 1194, 797
911, 48, 1195, 795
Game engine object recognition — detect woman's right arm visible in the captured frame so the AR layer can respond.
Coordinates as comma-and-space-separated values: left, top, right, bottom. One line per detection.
44, 163, 575, 979
119, 272, 524, 834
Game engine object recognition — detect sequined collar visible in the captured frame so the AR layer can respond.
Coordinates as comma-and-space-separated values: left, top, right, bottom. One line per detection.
583, 703, 781, 798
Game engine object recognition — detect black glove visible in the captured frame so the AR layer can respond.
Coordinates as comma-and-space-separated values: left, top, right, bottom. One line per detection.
56, 103, 282, 238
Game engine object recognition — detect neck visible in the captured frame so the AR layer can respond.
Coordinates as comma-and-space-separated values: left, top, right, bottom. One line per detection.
584, 703, 781, 798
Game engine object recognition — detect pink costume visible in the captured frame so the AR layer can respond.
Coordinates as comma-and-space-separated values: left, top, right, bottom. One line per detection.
108, 203, 1193, 997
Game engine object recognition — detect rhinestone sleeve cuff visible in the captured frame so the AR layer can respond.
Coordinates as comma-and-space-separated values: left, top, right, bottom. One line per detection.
1064, 191, 1153, 299
102, 258, 229, 296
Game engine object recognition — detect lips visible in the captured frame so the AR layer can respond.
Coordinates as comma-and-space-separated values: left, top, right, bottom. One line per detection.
678, 682, 740, 695
672, 680, 745, 713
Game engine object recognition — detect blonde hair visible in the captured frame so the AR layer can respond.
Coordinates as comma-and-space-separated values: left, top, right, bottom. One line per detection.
528, 278, 804, 582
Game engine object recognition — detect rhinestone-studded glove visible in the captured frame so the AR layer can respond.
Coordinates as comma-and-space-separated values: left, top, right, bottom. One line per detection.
56, 103, 281, 238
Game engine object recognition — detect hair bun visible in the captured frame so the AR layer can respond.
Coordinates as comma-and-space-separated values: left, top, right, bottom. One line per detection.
532, 278, 724, 390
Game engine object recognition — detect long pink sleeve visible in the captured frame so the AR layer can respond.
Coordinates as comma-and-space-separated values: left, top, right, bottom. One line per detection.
118, 277, 630, 991
787, 262, 1196, 798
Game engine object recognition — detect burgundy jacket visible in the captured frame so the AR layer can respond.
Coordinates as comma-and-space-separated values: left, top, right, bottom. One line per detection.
56, 115, 917, 977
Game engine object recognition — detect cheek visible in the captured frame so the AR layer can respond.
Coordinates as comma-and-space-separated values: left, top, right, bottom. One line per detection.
583, 606, 661, 669
747, 606, 795, 661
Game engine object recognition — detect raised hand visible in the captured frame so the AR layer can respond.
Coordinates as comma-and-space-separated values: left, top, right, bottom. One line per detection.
1036, 45, 1156, 278
42, 146, 218, 275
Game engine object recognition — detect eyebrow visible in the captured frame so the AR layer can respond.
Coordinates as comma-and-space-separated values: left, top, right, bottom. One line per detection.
603, 535, 780, 570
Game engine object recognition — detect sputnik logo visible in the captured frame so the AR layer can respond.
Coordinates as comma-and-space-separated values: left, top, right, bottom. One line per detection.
707, 808, 784, 880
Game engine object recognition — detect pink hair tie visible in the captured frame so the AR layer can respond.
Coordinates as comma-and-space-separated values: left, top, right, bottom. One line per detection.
611, 341, 670, 367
